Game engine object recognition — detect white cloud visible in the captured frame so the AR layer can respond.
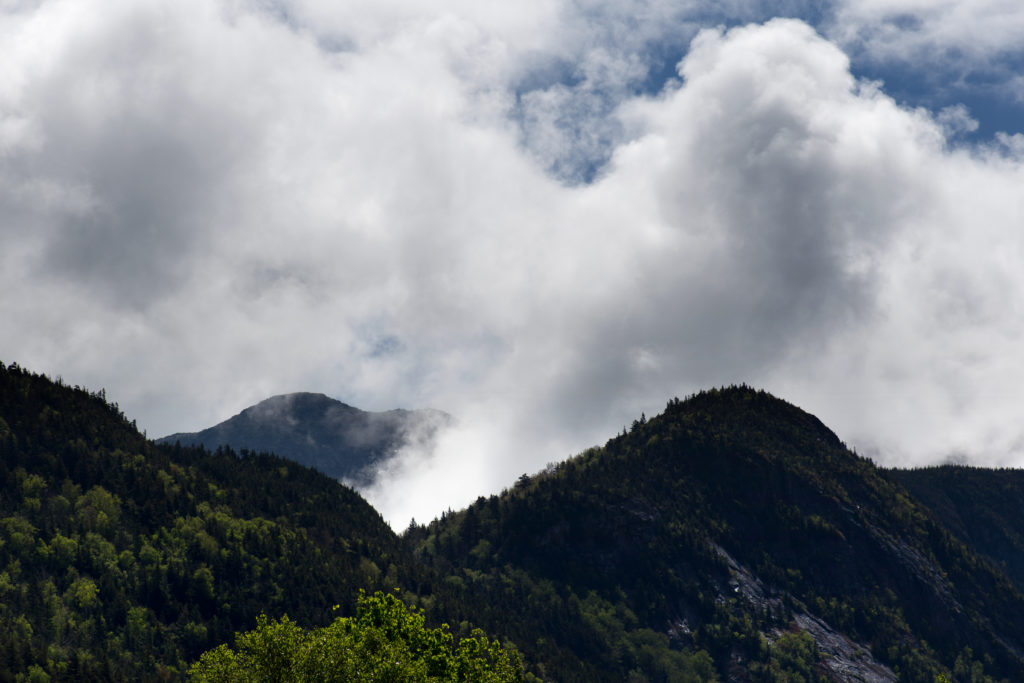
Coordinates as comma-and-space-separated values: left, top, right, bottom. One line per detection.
364, 18, 1024, 523
830, 0, 1024, 63
935, 104, 979, 135
3, 2, 1024, 526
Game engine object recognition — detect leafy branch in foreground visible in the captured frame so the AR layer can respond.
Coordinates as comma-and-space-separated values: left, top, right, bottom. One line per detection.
189, 590, 526, 682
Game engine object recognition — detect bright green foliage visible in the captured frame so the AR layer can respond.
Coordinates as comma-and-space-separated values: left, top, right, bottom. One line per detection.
5, 363, 1024, 682
750, 631, 825, 683
190, 591, 524, 682
0, 362, 400, 679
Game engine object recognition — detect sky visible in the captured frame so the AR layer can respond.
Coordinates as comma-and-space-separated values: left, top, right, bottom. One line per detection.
3, 0, 1024, 526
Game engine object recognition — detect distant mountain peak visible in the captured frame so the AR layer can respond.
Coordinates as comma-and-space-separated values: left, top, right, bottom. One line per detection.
158, 393, 452, 486
239, 392, 360, 429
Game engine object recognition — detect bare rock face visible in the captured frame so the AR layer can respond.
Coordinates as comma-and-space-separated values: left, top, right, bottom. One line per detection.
792, 613, 896, 683
714, 543, 896, 683
158, 392, 452, 486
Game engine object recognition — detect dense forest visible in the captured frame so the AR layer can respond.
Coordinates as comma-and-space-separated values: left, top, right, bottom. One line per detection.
890, 466, 1024, 594
0, 362, 399, 679
2, 361, 1024, 681
405, 390, 1024, 681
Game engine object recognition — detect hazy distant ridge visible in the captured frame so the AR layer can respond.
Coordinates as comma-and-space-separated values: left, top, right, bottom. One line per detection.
158, 392, 451, 486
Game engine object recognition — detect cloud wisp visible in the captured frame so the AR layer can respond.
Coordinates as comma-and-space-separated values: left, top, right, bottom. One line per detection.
3, 1, 1024, 526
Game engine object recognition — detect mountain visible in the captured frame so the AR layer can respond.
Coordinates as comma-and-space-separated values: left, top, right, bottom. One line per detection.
0, 362, 400, 679
891, 465, 1024, 594
411, 388, 1024, 681
5, 361, 1024, 682
158, 392, 452, 486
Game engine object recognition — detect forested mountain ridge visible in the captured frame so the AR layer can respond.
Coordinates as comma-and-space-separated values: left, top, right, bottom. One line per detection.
0, 363, 400, 679
158, 392, 452, 487
411, 388, 1024, 681
3, 361, 1024, 682
890, 466, 1024, 594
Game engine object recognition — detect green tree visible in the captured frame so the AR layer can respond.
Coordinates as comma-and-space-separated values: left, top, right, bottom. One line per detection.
189, 591, 524, 682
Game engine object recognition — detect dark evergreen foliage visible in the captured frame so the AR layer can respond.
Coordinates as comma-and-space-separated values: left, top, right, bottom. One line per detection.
891, 465, 1024, 593
412, 388, 1023, 682
0, 362, 399, 680
2, 362, 1023, 682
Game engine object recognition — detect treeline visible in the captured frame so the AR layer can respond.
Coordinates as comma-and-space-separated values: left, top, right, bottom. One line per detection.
1, 363, 1022, 681
407, 389, 1021, 681
0, 362, 398, 680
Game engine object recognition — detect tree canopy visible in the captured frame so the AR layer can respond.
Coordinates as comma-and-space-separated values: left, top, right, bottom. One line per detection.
190, 591, 525, 682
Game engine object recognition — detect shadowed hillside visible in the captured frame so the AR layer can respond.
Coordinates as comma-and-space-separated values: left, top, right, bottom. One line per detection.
158, 392, 452, 487
891, 465, 1024, 594
0, 363, 399, 680
3, 362, 1023, 682
411, 388, 1024, 681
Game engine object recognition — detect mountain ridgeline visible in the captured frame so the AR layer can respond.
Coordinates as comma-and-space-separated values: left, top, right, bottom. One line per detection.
408, 392, 1024, 681
890, 466, 1024, 595
2, 361, 1024, 681
158, 392, 452, 487
0, 364, 400, 679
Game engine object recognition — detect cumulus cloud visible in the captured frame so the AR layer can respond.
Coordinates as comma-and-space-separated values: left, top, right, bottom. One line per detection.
3, 1, 1024, 526
830, 0, 1024, 61
827, 1, 1024, 123
371, 17, 1024, 522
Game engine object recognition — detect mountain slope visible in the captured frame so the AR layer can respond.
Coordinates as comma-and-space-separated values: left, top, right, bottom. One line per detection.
891, 465, 1024, 594
411, 387, 1024, 682
158, 392, 451, 486
6, 363, 1024, 682
0, 363, 400, 680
